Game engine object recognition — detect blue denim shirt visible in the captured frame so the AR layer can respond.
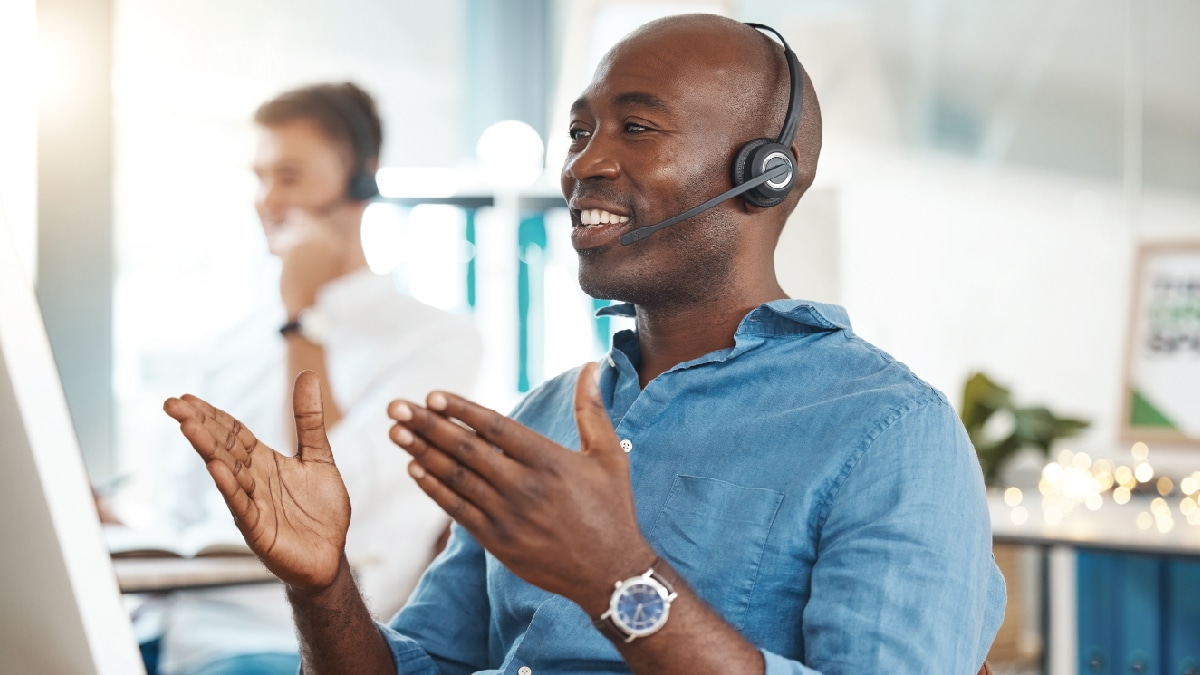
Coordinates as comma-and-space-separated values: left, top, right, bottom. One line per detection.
378, 299, 1006, 674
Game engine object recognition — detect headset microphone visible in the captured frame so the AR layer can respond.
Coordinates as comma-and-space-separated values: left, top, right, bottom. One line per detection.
618, 22, 804, 246
618, 162, 790, 245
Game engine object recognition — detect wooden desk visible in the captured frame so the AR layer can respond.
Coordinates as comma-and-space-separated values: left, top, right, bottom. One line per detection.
113, 556, 277, 594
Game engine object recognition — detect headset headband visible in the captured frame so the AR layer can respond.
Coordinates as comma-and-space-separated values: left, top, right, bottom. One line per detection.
744, 23, 803, 149
322, 87, 378, 169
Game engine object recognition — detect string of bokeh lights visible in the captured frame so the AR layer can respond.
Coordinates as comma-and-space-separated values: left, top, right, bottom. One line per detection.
1002, 442, 1200, 533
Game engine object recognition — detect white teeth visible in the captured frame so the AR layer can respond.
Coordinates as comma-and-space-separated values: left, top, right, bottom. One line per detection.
579, 208, 630, 226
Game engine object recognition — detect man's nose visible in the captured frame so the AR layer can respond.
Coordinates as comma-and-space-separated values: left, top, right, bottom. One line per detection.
256, 184, 286, 220
563, 132, 620, 182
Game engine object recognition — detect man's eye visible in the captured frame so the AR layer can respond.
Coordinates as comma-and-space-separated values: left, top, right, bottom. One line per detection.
569, 127, 592, 141
625, 123, 649, 133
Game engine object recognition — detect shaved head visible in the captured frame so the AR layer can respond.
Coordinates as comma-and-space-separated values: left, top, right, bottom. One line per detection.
610, 15, 822, 217
561, 14, 822, 311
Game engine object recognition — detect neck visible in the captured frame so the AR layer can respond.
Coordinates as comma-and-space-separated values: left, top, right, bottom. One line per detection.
632, 273, 787, 388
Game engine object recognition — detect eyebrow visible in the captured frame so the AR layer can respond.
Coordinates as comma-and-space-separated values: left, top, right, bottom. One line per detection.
570, 91, 673, 117
614, 92, 671, 113
251, 160, 302, 175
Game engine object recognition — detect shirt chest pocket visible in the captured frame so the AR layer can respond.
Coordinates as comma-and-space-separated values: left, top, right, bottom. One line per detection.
646, 474, 784, 632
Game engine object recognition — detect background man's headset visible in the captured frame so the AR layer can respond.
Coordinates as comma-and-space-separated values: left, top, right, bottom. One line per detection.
321, 87, 381, 203
619, 22, 804, 245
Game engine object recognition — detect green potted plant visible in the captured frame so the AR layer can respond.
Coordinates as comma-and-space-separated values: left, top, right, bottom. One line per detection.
959, 372, 1090, 486
962, 372, 1091, 666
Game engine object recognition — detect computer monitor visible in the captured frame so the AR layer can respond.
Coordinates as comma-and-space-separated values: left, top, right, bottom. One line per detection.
0, 208, 144, 673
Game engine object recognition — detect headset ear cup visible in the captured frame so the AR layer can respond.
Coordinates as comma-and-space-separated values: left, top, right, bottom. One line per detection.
732, 139, 794, 208
732, 138, 770, 193
347, 170, 380, 201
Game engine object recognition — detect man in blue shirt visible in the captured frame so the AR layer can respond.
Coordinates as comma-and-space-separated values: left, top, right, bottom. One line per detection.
165, 14, 1004, 674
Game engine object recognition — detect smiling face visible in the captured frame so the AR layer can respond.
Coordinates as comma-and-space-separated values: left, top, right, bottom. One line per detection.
253, 118, 352, 256
561, 17, 793, 310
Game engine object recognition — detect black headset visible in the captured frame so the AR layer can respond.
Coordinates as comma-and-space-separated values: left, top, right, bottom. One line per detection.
735, 23, 803, 208
619, 22, 805, 245
324, 88, 381, 202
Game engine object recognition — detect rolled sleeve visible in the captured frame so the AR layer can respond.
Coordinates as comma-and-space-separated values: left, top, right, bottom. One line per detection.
375, 621, 442, 675
763, 648, 823, 674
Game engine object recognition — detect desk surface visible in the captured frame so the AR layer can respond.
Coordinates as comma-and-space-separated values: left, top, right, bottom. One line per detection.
113, 556, 277, 594
989, 494, 1200, 557
111, 498, 1199, 594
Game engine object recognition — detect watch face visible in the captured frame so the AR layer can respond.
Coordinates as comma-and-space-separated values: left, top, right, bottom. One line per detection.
614, 581, 668, 634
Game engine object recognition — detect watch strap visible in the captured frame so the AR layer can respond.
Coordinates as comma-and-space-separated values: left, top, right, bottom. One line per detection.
279, 306, 326, 344
645, 564, 677, 596
593, 611, 629, 643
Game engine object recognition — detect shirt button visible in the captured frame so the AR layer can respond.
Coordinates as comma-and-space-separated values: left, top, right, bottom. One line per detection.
620, 439, 633, 453
519, 667, 532, 675
606, 355, 616, 367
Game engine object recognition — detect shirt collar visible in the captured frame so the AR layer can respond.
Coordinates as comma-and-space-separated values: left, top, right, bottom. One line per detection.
595, 299, 852, 335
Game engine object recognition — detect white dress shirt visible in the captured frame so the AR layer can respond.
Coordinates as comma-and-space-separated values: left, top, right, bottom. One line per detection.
158, 268, 482, 674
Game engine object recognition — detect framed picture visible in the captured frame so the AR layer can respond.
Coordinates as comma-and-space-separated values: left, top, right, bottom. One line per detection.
1120, 241, 1200, 446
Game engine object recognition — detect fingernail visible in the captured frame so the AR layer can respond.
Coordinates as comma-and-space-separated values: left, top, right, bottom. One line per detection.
428, 392, 447, 410
592, 364, 601, 387
392, 403, 412, 421
396, 428, 414, 445
409, 462, 426, 479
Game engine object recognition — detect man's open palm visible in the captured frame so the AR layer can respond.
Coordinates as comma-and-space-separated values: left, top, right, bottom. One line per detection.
163, 370, 350, 591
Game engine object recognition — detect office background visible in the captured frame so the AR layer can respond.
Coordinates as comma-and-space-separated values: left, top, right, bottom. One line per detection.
1, 1, 1198, 672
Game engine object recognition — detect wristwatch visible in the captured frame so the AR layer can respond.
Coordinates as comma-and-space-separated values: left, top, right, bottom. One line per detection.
594, 559, 678, 643
279, 306, 329, 345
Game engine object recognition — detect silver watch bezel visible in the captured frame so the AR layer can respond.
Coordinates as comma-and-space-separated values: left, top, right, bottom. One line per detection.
599, 568, 677, 642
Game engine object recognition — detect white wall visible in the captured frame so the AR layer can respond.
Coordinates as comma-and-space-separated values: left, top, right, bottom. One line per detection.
777, 139, 1200, 469
0, 0, 37, 277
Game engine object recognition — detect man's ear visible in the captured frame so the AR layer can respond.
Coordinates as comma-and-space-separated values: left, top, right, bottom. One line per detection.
739, 199, 772, 216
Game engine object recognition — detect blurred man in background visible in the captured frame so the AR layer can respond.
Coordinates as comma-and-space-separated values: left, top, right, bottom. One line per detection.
155, 82, 482, 675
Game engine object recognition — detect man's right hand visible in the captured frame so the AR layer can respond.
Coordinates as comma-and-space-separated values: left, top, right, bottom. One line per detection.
277, 206, 356, 317
163, 370, 351, 591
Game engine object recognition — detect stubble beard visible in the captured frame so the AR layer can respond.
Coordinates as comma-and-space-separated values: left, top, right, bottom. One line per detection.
577, 207, 739, 316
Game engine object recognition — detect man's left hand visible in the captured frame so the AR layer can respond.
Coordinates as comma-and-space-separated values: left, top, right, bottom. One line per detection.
387, 361, 654, 617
